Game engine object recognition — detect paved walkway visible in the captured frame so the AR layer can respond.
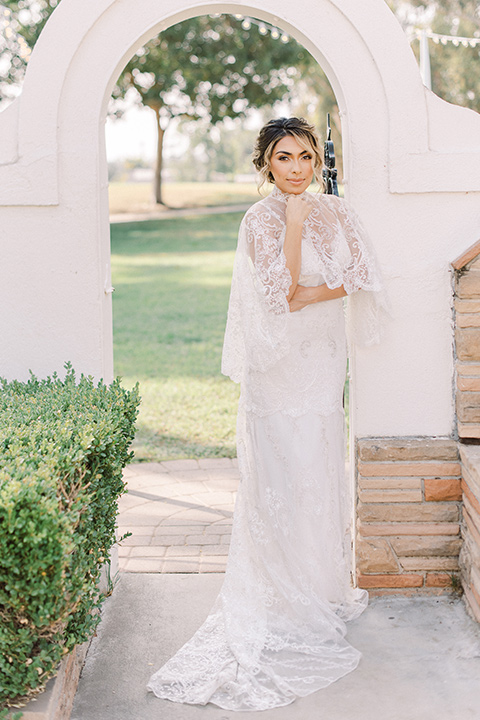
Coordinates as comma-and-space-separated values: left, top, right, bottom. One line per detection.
72, 574, 480, 720
70, 460, 480, 720
118, 460, 239, 573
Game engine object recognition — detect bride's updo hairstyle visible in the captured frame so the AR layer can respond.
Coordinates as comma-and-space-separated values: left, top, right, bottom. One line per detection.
252, 117, 324, 193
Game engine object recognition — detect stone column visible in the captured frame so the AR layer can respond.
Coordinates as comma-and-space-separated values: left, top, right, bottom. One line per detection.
356, 437, 462, 595
459, 442, 480, 622
453, 240, 480, 439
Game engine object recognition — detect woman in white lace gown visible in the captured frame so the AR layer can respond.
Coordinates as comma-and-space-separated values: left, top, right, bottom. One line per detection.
147, 117, 384, 711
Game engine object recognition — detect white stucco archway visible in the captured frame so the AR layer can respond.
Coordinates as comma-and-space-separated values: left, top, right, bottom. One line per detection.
1, 0, 480, 445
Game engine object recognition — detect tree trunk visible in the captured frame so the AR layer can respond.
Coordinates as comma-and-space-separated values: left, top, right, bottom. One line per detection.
153, 105, 165, 205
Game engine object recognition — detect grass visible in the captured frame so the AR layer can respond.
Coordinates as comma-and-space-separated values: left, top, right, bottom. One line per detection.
109, 181, 261, 214
111, 212, 242, 461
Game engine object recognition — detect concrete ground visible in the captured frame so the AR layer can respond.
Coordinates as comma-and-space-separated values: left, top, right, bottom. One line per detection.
72, 573, 480, 720
71, 461, 480, 720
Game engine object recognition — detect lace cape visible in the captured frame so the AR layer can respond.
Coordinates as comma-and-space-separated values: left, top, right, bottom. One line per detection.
221, 186, 386, 383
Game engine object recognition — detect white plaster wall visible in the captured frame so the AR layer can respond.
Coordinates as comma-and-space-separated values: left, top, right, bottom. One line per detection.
0, 0, 479, 440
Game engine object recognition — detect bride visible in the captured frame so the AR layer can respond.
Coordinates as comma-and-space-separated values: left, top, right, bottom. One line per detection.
147, 117, 384, 711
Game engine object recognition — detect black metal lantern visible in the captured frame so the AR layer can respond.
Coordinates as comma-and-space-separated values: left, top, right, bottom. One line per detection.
322, 113, 339, 196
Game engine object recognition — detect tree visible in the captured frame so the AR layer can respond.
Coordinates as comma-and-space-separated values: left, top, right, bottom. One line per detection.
427, 1, 480, 112
389, 0, 480, 112
167, 115, 266, 182
1, 3, 318, 204
111, 15, 315, 203
4, 1, 477, 198
0, 1, 59, 102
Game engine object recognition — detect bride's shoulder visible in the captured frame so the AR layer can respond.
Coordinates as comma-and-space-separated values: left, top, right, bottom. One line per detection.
243, 195, 284, 225
308, 192, 343, 207
309, 193, 356, 220
305, 191, 342, 218
246, 196, 270, 214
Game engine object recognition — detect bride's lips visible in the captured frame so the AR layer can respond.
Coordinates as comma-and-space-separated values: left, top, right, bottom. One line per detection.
288, 179, 304, 184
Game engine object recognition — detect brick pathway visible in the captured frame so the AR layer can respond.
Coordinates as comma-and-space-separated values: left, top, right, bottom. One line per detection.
118, 459, 239, 573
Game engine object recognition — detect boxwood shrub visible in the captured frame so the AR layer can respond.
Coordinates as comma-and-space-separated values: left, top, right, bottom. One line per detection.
0, 364, 140, 708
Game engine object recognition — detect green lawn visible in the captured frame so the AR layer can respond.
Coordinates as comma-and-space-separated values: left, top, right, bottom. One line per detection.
111, 213, 242, 461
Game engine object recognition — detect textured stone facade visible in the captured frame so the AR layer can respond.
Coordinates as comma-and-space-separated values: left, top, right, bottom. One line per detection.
356, 437, 461, 595
453, 240, 480, 439
458, 445, 480, 622
354, 241, 480, 608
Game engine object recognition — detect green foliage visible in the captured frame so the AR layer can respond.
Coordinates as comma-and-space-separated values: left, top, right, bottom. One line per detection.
449, 572, 463, 593
2, 1, 59, 49
428, 1, 480, 112
2, 5, 312, 119
169, 119, 261, 183
1, 4, 320, 201
390, 0, 480, 112
0, 710, 23, 720
0, 364, 140, 708
115, 14, 317, 201
0, 2, 59, 103
114, 15, 311, 124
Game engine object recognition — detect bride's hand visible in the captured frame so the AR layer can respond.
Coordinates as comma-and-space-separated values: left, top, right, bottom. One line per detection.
288, 284, 322, 312
289, 283, 346, 311
285, 195, 314, 228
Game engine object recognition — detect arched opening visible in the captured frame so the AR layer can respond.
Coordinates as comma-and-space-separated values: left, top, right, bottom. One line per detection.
104, 10, 345, 468
85, 7, 396, 539
101, 11, 355, 575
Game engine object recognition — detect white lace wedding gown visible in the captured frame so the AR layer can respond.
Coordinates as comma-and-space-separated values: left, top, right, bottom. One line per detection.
147, 185, 383, 711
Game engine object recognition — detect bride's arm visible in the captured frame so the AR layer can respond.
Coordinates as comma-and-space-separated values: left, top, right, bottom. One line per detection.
284, 196, 314, 302
289, 283, 347, 312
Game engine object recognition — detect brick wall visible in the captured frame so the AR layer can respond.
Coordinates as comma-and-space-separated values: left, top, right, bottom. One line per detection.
453, 240, 480, 439
458, 445, 480, 622
350, 244, 480, 604
356, 437, 462, 595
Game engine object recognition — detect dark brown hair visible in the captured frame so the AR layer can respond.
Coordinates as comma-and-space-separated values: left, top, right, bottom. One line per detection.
252, 117, 324, 192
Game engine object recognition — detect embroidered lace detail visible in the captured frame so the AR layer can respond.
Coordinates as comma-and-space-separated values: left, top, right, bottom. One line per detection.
221, 189, 386, 383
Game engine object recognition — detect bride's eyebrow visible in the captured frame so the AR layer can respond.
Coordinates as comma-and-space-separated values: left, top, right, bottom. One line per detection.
274, 150, 311, 156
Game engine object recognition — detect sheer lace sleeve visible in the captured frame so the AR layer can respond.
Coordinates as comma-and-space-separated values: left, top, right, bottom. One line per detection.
334, 198, 382, 295
332, 197, 388, 346
305, 195, 381, 295
222, 193, 388, 383
305, 194, 388, 346
244, 208, 292, 315
221, 204, 292, 383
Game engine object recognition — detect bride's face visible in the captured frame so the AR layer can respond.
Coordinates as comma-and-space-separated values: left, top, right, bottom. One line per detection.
269, 135, 315, 195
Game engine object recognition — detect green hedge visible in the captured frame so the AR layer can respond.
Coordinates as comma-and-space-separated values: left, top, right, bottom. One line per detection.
0, 364, 140, 708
